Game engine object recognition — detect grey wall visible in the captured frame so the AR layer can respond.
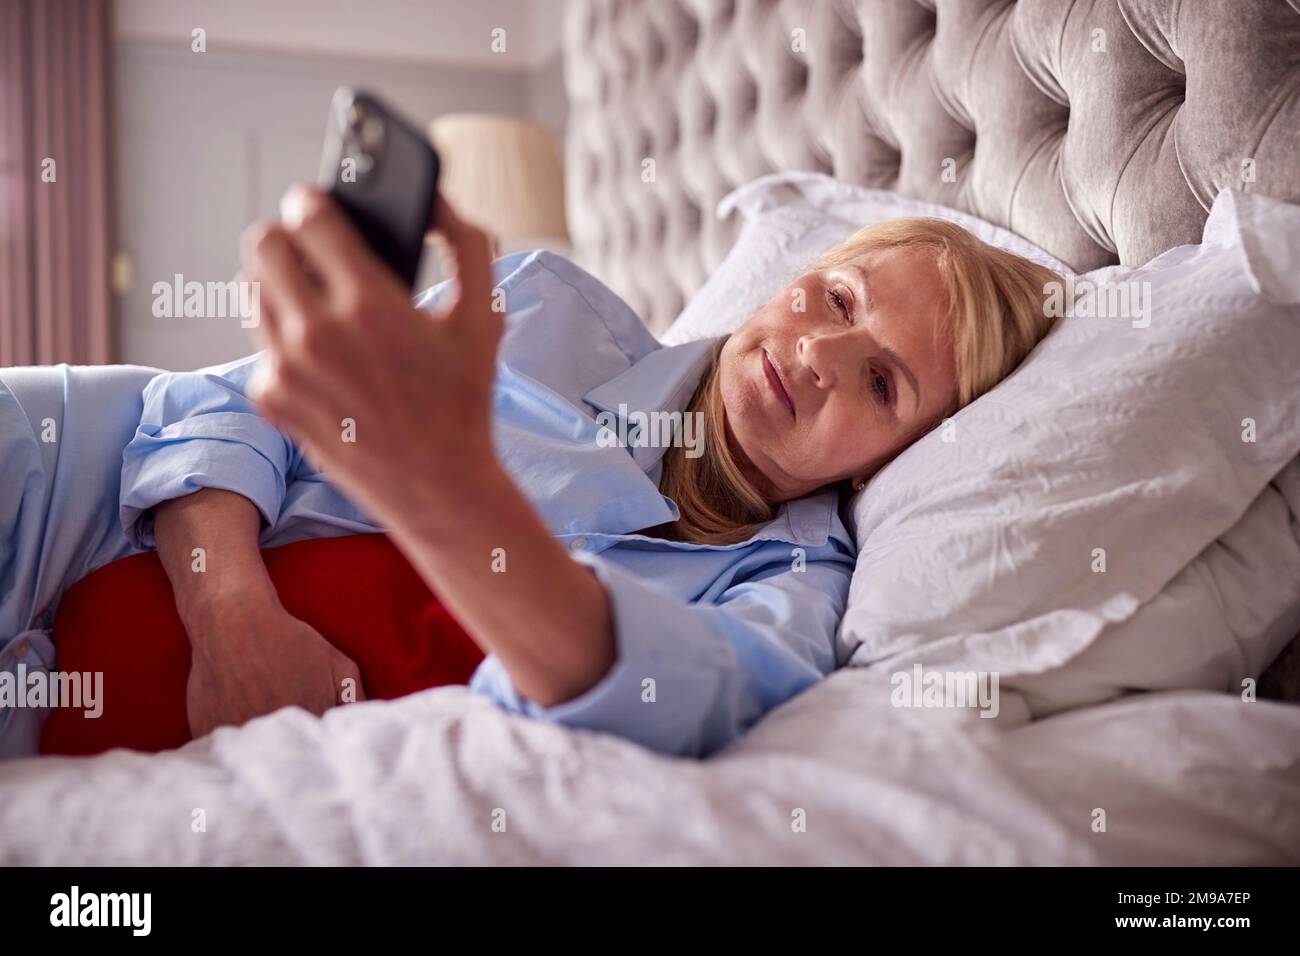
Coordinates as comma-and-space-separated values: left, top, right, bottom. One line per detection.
114, 41, 565, 370
528, 53, 568, 142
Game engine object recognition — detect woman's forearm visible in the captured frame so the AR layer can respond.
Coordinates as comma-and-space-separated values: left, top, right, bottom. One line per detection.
153, 488, 277, 629
154, 487, 367, 735
391, 461, 615, 709
151, 476, 614, 709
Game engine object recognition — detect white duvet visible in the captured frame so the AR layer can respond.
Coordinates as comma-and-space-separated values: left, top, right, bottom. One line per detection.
1, 669, 1296, 865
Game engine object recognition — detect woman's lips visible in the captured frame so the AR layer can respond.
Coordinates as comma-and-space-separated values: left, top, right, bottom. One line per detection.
762, 349, 796, 418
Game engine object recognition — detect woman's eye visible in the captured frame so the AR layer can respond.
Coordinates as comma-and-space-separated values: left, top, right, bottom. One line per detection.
872, 370, 891, 404
828, 289, 851, 323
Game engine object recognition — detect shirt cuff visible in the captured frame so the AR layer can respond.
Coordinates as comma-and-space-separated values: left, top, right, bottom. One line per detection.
119, 414, 287, 549
466, 549, 742, 757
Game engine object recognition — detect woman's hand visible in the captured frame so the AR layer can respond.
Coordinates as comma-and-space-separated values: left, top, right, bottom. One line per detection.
186, 593, 364, 739
241, 186, 502, 535
154, 488, 366, 737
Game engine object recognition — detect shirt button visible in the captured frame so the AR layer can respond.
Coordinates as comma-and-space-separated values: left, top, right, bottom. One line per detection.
570, 537, 588, 552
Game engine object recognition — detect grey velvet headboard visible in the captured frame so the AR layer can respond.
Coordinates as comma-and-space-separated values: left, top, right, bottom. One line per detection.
561, 0, 1300, 334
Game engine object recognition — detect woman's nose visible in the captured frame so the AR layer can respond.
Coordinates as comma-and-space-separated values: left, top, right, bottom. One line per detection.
796, 333, 844, 389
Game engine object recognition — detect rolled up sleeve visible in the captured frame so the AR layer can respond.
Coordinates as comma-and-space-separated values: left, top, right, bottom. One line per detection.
467, 548, 852, 758
118, 273, 477, 548
119, 352, 296, 549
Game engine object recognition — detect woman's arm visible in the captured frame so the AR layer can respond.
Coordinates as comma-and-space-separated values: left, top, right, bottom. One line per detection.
388, 457, 614, 708
119, 351, 296, 550
472, 545, 853, 756
153, 488, 275, 621
119, 349, 382, 552
154, 487, 364, 737
242, 186, 616, 710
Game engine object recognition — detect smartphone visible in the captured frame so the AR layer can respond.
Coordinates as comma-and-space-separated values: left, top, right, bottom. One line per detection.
317, 87, 441, 290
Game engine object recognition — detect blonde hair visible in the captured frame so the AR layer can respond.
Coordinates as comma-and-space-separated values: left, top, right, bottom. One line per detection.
649, 339, 774, 545
656, 217, 1063, 545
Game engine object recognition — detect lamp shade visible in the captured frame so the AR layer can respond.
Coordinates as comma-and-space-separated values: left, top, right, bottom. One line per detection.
429, 113, 569, 247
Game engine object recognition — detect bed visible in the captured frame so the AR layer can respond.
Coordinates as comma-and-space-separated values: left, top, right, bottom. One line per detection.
2, 0, 1299, 864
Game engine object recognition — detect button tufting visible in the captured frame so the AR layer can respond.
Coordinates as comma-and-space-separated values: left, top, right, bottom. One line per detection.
789, 56, 809, 91
562, 0, 1300, 333
663, 114, 679, 150
646, 31, 666, 70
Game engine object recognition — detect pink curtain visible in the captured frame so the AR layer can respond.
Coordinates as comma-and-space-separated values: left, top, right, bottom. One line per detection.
0, 0, 114, 366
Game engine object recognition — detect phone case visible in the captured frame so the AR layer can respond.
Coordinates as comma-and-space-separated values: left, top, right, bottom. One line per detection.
317, 88, 441, 289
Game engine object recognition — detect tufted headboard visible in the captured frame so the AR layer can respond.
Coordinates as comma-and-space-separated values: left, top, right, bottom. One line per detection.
561, 0, 1300, 334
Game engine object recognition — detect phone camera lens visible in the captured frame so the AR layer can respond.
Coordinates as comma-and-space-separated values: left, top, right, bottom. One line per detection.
361, 116, 384, 150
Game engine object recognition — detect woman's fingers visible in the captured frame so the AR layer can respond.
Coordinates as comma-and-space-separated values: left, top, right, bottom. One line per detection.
257, 355, 337, 424
432, 194, 494, 317
241, 201, 372, 435
247, 350, 354, 470
240, 269, 282, 351
243, 261, 380, 463
332, 652, 366, 704
279, 184, 398, 307
240, 220, 321, 340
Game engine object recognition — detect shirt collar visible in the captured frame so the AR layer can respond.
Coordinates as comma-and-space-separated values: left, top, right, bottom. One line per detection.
582, 339, 853, 552
750, 488, 846, 549
583, 339, 715, 472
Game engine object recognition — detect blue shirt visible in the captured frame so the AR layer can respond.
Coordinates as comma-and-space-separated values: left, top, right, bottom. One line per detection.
119, 250, 856, 757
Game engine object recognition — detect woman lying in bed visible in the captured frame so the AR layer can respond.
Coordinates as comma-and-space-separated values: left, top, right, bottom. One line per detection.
0, 187, 1059, 760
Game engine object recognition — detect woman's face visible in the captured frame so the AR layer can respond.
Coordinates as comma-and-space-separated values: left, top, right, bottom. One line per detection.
719, 245, 959, 502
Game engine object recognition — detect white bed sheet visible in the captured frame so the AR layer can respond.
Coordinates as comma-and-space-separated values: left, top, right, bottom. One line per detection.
1, 668, 1295, 865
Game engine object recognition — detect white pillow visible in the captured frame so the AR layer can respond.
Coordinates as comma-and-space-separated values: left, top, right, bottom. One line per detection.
1009, 458, 1300, 712
836, 188, 1300, 711
662, 171, 1075, 345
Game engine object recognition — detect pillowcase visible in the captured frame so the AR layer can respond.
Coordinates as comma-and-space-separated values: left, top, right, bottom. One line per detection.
1008, 458, 1300, 712
662, 171, 1075, 345
835, 188, 1300, 711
